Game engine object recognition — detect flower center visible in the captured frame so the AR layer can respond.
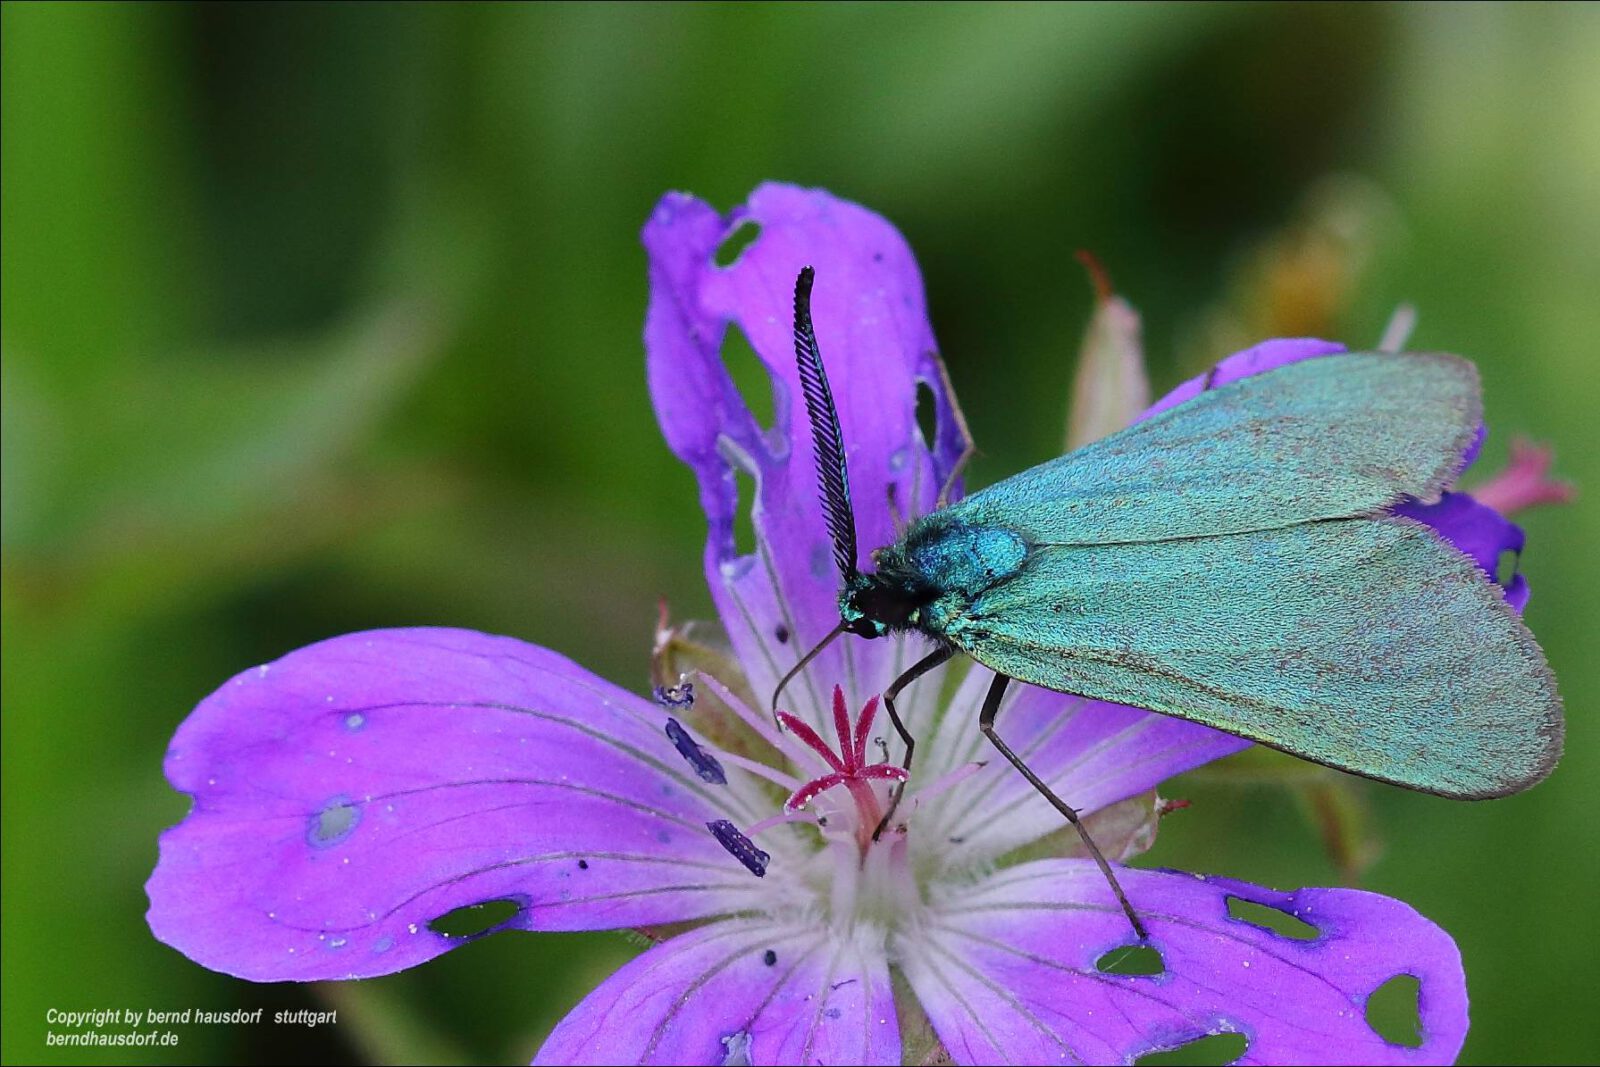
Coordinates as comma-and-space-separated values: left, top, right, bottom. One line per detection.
778, 687, 909, 856
680, 675, 979, 933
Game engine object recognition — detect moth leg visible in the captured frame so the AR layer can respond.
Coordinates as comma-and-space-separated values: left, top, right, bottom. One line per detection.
927, 349, 976, 508
979, 672, 1150, 941
1200, 364, 1220, 392
871, 644, 955, 840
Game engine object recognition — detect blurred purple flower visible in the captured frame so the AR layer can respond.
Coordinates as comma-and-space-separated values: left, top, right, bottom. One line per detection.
148, 183, 1557, 1065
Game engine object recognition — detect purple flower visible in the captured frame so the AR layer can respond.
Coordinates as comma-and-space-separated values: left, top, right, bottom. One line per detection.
149, 182, 1555, 1065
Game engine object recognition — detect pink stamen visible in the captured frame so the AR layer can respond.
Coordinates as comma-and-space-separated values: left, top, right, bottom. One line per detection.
744, 810, 817, 837
1472, 438, 1575, 516
692, 672, 791, 757
904, 759, 987, 808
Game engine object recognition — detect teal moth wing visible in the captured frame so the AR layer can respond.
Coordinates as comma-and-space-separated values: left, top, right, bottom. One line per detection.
885, 352, 1561, 798
937, 517, 1562, 798
943, 352, 1482, 543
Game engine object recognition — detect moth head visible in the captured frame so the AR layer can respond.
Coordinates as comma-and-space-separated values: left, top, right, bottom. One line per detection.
840, 572, 921, 638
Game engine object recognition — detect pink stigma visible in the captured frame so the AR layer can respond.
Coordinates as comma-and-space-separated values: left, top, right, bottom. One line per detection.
778, 687, 908, 845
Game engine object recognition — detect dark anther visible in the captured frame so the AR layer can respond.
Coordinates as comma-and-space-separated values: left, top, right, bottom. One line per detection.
653, 681, 695, 709
707, 819, 769, 877
665, 718, 727, 785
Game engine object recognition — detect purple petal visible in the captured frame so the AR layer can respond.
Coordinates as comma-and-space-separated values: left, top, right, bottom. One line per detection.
901, 860, 1466, 1066
147, 629, 775, 981
915, 673, 1250, 864
1394, 491, 1528, 610
1501, 573, 1531, 612
1140, 338, 1347, 420
644, 184, 966, 732
535, 918, 898, 1066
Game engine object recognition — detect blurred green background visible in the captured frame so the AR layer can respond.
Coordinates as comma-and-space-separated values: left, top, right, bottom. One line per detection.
4, 3, 1596, 1064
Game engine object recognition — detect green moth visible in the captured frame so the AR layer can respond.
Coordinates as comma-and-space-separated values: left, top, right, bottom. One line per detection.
775, 267, 1563, 936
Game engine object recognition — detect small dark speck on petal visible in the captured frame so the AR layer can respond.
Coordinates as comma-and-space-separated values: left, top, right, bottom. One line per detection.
825, 1007, 842, 1019
577, 859, 589, 870
763, 949, 777, 966
774, 624, 790, 644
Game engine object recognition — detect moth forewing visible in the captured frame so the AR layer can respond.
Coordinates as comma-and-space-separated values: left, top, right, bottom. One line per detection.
940, 515, 1562, 799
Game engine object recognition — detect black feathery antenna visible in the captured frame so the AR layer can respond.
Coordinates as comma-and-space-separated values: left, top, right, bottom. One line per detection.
793, 267, 858, 583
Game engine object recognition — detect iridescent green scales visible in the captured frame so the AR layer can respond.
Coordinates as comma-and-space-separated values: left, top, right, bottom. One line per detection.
868, 353, 1562, 798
